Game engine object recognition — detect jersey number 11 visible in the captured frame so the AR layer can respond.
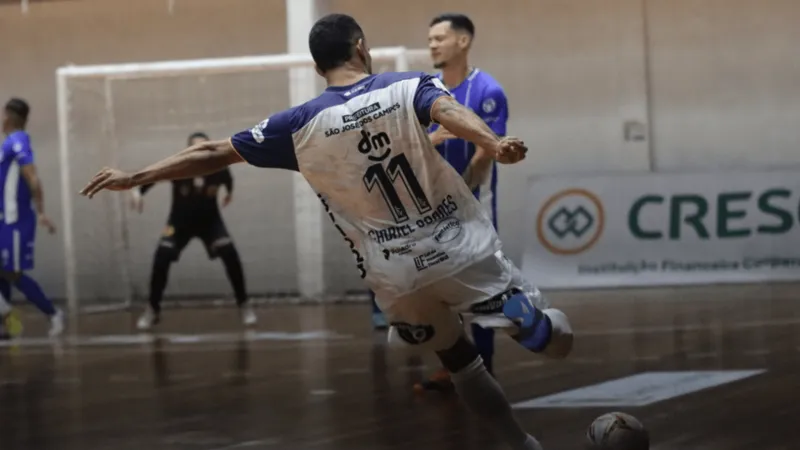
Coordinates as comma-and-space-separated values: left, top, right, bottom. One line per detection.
363, 153, 432, 223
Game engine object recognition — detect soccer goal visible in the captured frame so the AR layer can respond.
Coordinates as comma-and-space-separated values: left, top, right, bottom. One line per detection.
56, 47, 432, 313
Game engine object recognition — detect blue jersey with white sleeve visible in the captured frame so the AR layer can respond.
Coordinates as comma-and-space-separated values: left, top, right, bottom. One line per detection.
0, 130, 36, 226
429, 69, 508, 226
229, 72, 501, 299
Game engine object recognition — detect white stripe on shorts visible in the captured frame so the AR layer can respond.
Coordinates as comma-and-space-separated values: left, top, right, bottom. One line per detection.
13, 229, 20, 272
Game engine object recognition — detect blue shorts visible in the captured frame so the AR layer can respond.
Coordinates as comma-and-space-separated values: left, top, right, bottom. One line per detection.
0, 221, 36, 272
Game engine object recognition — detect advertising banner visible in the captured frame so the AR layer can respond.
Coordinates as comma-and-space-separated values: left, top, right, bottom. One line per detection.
521, 171, 800, 288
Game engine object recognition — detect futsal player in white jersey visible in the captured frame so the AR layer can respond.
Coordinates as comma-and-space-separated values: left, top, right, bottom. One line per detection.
80, 14, 573, 450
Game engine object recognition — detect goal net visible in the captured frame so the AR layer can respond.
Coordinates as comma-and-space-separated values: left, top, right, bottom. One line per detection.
57, 47, 433, 313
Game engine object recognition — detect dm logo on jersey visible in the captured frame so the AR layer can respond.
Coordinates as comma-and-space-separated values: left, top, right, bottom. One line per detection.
358, 130, 392, 162
536, 189, 605, 255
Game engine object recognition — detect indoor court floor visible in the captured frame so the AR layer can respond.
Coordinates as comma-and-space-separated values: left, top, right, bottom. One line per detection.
1, 283, 799, 450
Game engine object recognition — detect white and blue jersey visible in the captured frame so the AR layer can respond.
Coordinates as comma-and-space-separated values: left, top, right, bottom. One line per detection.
429, 69, 508, 227
0, 131, 37, 272
230, 72, 501, 300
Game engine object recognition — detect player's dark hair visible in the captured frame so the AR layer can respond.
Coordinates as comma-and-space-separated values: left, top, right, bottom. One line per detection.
187, 131, 209, 145
430, 13, 475, 37
4, 98, 30, 125
308, 13, 365, 73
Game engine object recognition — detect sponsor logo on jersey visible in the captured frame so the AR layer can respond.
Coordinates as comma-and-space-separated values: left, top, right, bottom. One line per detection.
433, 217, 462, 243
324, 103, 401, 137
469, 288, 521, 314
342, 103, 381, 123
358, 130, 392, 162
382, 242, 416, 260
250, 119, 268, 143
414, 249, 450, 272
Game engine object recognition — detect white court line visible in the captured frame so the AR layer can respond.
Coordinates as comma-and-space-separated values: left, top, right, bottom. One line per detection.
0, 330, 350, 349
309, 389, 336, 396
575, 317, 800, 337
1, 316, 797, 357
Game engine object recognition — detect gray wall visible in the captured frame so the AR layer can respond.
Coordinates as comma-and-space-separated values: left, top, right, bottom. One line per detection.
1, 0, 798, 302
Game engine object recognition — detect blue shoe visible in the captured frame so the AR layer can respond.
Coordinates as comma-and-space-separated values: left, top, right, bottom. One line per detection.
372, 312, 388, 330
502, 292, 552, 353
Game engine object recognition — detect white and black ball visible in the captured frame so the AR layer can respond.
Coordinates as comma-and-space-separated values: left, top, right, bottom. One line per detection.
585, 412, 649, 450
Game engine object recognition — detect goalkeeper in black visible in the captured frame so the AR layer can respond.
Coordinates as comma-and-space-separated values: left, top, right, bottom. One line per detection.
131, 132, 256, 329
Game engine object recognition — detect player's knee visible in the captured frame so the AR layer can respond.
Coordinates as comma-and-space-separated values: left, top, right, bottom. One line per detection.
540, 309, 573, 360
215, 241, 238, 260
389, 321, 441, 349
154, 244, 177, 266
0, 271, 21, 283
387, 317, 461, 354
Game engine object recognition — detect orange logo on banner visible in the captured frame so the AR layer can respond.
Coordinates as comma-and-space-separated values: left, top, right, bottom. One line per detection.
536, 188, 605, 255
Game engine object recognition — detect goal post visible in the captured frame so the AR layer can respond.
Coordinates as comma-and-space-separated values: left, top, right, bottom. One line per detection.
56, 47, 432, 314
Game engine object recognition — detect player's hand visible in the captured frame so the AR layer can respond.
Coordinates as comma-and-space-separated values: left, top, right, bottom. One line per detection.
38, 214, 56, 235
80, 167, 134, 199
221, 193, 233, 208
494, 137, 527, 164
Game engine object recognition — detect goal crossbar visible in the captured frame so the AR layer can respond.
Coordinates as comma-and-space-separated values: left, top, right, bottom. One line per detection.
56, 47, 413, 79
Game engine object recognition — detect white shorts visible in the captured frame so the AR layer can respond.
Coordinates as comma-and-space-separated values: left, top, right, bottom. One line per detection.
379, 251, 550, 352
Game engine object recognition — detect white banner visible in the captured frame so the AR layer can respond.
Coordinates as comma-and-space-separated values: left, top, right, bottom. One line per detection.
521, 171, 800, 288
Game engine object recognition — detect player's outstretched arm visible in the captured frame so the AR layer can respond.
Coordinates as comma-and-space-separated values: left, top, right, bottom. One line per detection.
430, 96, 525, 189
431, 96, 499, 150
80, 140, 242, 199
20, 164, 56, 234
220, 167, 234, 207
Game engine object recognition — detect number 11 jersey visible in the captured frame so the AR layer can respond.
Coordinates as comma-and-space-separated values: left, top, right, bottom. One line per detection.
230, 72, 501, 300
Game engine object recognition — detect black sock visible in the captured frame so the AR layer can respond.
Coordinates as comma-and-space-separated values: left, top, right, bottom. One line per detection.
219, 245, 248, 306
149, 248, 173, 313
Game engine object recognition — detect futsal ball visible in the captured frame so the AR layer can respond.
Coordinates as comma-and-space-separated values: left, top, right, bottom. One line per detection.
584, 412, 649, 450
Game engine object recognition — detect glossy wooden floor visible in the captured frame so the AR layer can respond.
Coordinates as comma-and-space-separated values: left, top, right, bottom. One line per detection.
1, 283, 799, 450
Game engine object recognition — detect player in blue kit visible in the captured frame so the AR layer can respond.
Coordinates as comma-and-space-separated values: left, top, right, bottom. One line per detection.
80, 14, 573, 449
1, 98, 63, 337
414, 13, 509, 392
